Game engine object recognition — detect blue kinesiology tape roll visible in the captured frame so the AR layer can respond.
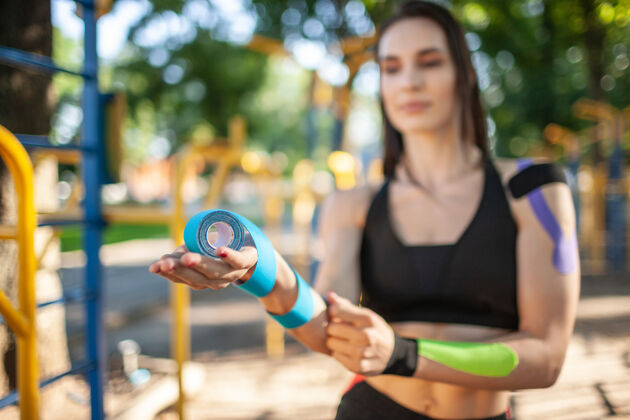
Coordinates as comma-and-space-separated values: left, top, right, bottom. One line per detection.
184, 209, 277, 298
184, 210, 245, 256
269, 267, 315, 329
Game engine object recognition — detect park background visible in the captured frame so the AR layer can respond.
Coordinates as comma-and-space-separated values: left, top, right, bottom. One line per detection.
0, 0, 629, 419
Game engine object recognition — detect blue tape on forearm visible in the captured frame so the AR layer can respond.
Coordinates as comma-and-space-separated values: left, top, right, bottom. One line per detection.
183, 209, 277, 298
269, 267, 315, 329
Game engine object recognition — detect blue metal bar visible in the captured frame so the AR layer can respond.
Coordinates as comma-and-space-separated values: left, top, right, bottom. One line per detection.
0, 361, 95, 408
37, 288, 94, 309
2, 1, 107, 417
81, 2, 106, 419
41, 360, 95, 387
331, 118, 344, 151
0, 288, 94, 326
606, 141, 627, 270
0, 46, 91, 78
16, 134, 86, 151
73, 0, 97, 7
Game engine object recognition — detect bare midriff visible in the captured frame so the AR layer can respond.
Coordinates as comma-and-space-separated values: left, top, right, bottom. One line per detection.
366, 321, 512, 419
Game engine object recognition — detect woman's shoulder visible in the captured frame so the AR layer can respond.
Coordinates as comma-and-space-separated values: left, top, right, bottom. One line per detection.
492, 156, 572, 228
491, 156, 562, 189
320, 183, 383, 230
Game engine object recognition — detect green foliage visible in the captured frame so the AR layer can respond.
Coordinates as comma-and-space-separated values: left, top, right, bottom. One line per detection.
453, 0, 630, 157
115, 31, 268, 154
114, 0, 386, 164
241, 56, 312, 165
52, 27, 83, 99
114, 0, 629, 163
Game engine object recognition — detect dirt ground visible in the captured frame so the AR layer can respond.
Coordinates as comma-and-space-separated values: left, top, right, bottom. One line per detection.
1, 239, 629, 419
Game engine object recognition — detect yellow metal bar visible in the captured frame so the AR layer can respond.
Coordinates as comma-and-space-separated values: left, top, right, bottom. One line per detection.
62, 177, 83, 212
246, 34, 287, 56
0, 289, 29, 336
0, 224, 17, 239
339, 33, 377, 56
32, 149, 81, 166
171, 283, 189, 419
103, 205, 173, 224
35, 229, 59, 269
573, 98, 617, 122
172, 148, 190, 420
203, 161, 231, 210
345, 50, 373, 75
265, 317, 285, 357
38, 207, 83, 222
40, 203, 173, 227
169, 118, 247, 417
228, 115, 246, 148
0, 124, 39, 419
192, 146, 242, 165
75, 0, 113, 20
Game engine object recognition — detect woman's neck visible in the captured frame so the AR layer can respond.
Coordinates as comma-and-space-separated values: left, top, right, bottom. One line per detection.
396, 125, 481, 193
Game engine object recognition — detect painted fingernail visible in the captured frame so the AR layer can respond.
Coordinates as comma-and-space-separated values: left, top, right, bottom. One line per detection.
219, 252, 228, 258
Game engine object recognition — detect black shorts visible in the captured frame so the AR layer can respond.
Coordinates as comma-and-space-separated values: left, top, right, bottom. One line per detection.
335, 381, 510, 420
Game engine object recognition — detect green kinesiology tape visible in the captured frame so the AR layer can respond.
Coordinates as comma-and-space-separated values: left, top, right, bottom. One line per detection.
418, 339, 519, 377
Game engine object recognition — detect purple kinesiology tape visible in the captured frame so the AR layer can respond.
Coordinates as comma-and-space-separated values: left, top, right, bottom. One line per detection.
516, 159, 578, 274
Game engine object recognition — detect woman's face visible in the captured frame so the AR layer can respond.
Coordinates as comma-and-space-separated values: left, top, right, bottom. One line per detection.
378, 17, 459, 136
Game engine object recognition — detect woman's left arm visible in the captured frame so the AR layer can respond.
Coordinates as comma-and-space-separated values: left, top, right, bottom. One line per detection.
326, 181, 581, 390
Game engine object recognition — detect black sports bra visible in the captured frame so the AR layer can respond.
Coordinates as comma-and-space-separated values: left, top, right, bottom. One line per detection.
359, 157, 520, 330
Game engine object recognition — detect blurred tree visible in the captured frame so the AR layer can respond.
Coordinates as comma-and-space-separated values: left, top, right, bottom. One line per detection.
448, 0, 629, 158
114, 0, 384, 163
253, 0, 628, 159
114, 0, 270, 161
115, 0, 628, 163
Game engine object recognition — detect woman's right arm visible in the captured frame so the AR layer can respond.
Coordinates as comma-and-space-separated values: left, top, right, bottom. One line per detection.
311, 188, 367, 304
149, 186, 372, 355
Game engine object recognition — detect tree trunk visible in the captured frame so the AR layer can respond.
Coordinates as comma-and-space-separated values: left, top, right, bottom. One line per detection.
579, 0, 605, 102
579, 0, 606, 165
0, 0, 73, 415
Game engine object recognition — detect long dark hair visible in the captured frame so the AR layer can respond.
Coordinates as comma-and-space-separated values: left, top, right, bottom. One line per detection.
377, 1, 488, 178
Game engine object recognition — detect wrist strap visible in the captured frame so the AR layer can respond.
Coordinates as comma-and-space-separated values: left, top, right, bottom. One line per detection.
268, 267, 315, 329
381, 334, 418, 376
381, 336, 520, 378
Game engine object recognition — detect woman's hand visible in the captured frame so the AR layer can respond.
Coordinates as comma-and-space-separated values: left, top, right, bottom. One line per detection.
325, 291, 395, 376
148, 245, 257, 291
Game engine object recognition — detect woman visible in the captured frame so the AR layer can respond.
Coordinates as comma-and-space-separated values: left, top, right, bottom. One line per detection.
150, 2, 580, 419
